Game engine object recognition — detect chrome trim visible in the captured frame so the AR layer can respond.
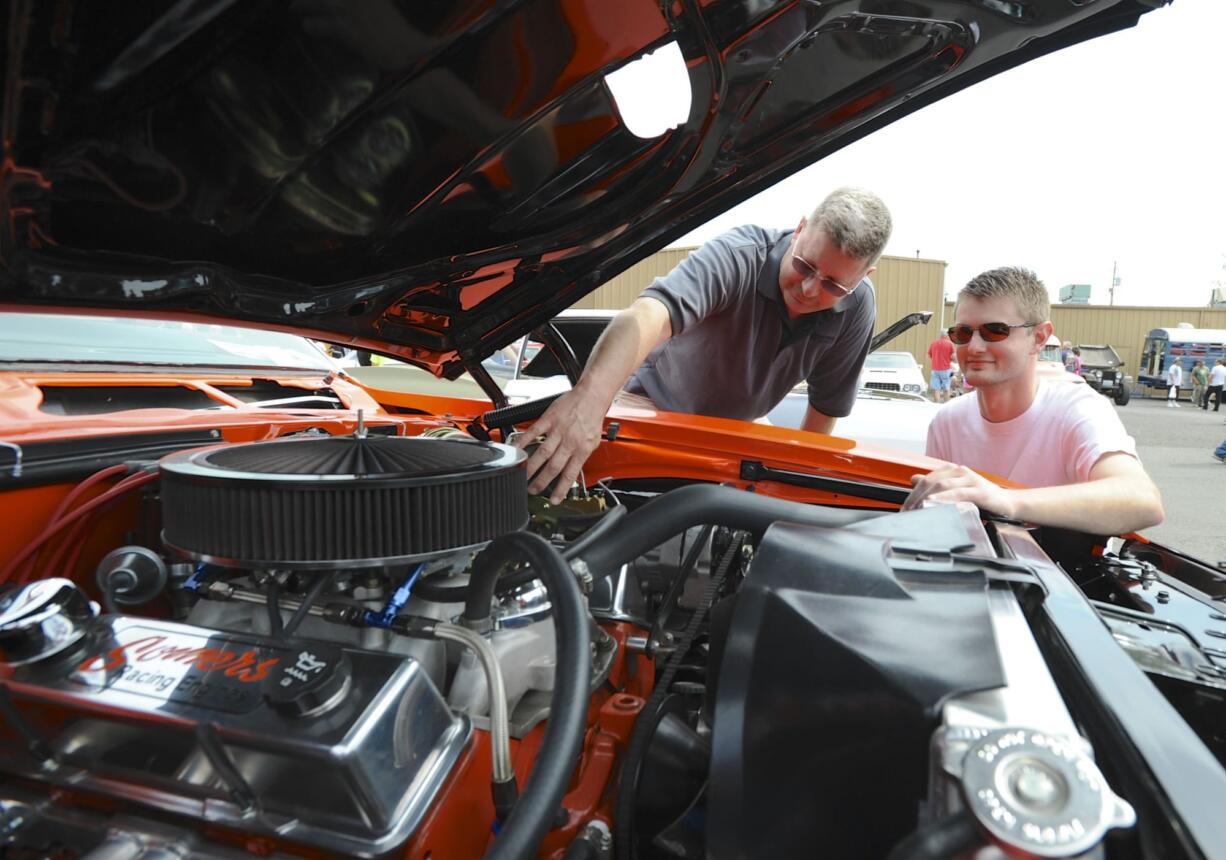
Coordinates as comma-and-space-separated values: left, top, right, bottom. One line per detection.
0, 441, 21, 479
0, 579, 97, 666
434, 622, 513, 784
0, 615, 471, 857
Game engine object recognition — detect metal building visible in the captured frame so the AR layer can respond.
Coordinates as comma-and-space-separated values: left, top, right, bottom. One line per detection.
572, 246, 1226, 386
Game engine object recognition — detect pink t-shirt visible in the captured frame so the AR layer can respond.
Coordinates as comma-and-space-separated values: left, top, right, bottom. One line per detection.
925, 380, 1138, 487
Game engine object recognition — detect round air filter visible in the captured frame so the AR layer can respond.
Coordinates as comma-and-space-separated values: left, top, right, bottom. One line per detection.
159, 435, 528, 569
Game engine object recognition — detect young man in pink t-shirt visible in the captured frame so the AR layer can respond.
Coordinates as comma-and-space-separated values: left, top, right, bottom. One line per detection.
903, 267, 1163, 535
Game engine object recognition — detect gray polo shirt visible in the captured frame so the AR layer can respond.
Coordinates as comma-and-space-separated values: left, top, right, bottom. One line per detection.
625, 225, 875, 421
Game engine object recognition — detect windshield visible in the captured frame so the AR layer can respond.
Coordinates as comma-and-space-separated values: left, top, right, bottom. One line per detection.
865, 353, 917, 369
1039, 344, 1062, 363
0, 313, 336, 372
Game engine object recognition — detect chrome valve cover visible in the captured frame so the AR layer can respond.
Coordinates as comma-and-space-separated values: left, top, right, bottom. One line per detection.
0, 582, 469, 857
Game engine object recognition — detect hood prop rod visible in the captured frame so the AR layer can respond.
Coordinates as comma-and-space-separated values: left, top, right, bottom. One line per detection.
463, 356, 508, 412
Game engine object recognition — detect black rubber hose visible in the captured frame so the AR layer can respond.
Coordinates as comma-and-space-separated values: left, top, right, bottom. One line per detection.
479, 531, 590, 860
885, 812, 983, 860
410, 576, 470, 604
280, 573, 333, 639
481, 393, 564, 432
410, 506, 627, 606
415, 564, 540, 605
561, 504, 626, 561
265, 581, 283, 638
561, 835, 600, 860
464, 535, 518, 622
576, 484, 882, 580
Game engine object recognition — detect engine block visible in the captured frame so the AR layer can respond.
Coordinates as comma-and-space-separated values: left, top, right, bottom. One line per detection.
0, 580, 469, 857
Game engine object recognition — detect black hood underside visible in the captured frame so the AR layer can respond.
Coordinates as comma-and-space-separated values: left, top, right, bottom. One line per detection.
0, 0, 1164, 376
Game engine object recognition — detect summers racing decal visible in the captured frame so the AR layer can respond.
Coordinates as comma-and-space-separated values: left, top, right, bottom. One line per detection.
70, 625, 285, 713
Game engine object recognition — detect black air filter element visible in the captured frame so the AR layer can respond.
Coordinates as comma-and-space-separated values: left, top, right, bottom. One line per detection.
159, 436, 528, 569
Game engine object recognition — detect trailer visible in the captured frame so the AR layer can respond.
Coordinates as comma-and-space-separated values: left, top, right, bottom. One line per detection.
1139, 327, 1226, 390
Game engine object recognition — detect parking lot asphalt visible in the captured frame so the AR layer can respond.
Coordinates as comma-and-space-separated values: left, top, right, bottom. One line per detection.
1116, 391, 1226, 562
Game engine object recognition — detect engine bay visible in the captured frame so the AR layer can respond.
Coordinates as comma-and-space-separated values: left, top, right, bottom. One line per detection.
0, 419, 1222, 860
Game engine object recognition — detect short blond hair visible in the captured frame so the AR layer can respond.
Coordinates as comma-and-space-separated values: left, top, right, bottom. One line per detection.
809, 187, 892, 263
957, 267, 1050, 324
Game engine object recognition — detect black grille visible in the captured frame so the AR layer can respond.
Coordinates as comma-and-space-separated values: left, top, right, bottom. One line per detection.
160, 436, 527, 569
865, 382, 901, 392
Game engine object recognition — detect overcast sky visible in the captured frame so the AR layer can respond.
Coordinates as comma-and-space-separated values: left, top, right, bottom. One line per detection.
673, 1, 1224, 309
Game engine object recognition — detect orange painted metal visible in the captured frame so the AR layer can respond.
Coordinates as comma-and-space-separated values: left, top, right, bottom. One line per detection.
0, 367, 960, 859
372, 387, 939, 502
0, 371, 391, 441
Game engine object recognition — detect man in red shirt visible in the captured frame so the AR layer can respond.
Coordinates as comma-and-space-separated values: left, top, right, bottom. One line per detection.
927, 330, 956, 403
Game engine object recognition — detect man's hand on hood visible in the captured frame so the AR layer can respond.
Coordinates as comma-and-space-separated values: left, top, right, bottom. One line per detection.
515, 386, 609, 504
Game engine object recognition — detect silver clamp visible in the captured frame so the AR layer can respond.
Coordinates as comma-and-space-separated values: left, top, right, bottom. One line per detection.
569, 558, 594, 594
0, 441, 22, 479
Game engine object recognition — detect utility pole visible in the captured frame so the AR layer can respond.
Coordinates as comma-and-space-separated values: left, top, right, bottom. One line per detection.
1109, 260, 1117, 306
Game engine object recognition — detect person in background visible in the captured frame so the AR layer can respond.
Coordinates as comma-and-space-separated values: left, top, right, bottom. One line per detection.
927, 330, 956, 403
1205, 358, 1226, 412
904, 266, 1163, 536
1214, 437, 1226, 464
1060, 340, 1072, 366
949, 365, 966, 397
1166, 358, 1183, 408
1192, 360, 1209, 410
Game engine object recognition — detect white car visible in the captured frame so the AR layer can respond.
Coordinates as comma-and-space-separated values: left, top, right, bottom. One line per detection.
860, 350, 927, 395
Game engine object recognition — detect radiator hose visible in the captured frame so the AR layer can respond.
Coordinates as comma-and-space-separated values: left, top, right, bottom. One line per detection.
574, 484, 880, 580
475, 531, 591, 860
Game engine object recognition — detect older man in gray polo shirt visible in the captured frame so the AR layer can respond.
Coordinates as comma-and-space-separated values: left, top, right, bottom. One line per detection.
517, 187, 892, 502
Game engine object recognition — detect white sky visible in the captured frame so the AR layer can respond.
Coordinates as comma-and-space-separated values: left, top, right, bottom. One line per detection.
672, 1, 1225, 308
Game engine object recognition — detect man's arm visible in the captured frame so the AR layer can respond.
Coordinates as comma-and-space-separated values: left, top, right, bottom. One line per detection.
800, 405, 836, 435
903, 452, 1164, 535
514, 297, 673, 503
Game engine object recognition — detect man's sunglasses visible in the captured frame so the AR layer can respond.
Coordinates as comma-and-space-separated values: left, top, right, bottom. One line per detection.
790, 255, 855, 297
947, 322, 1037, 345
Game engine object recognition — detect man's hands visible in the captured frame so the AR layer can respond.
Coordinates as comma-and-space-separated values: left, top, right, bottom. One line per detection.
902, 463, 1018, 519
903, 454, 1163, 535
512, 298, 673, 504
514, 385, 610, 503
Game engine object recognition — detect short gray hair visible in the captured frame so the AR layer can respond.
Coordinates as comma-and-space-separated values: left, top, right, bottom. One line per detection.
809, 187, 892, 263
958, 267, 1050, 324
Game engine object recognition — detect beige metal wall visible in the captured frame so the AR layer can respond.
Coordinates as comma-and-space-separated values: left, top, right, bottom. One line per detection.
571, 248, 695, 311
873, 255, 949, 368
573, 247, 949, 365
574, 245, 1226, 380
943, 302, 1226, 378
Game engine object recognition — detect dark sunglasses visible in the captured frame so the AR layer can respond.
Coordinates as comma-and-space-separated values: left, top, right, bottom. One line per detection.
790, 255, 855, 297
947, 322, 1037, 345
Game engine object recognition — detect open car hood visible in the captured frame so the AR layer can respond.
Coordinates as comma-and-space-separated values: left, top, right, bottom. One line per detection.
0, 0, 1162, 377
1078, 344, 1125, 368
